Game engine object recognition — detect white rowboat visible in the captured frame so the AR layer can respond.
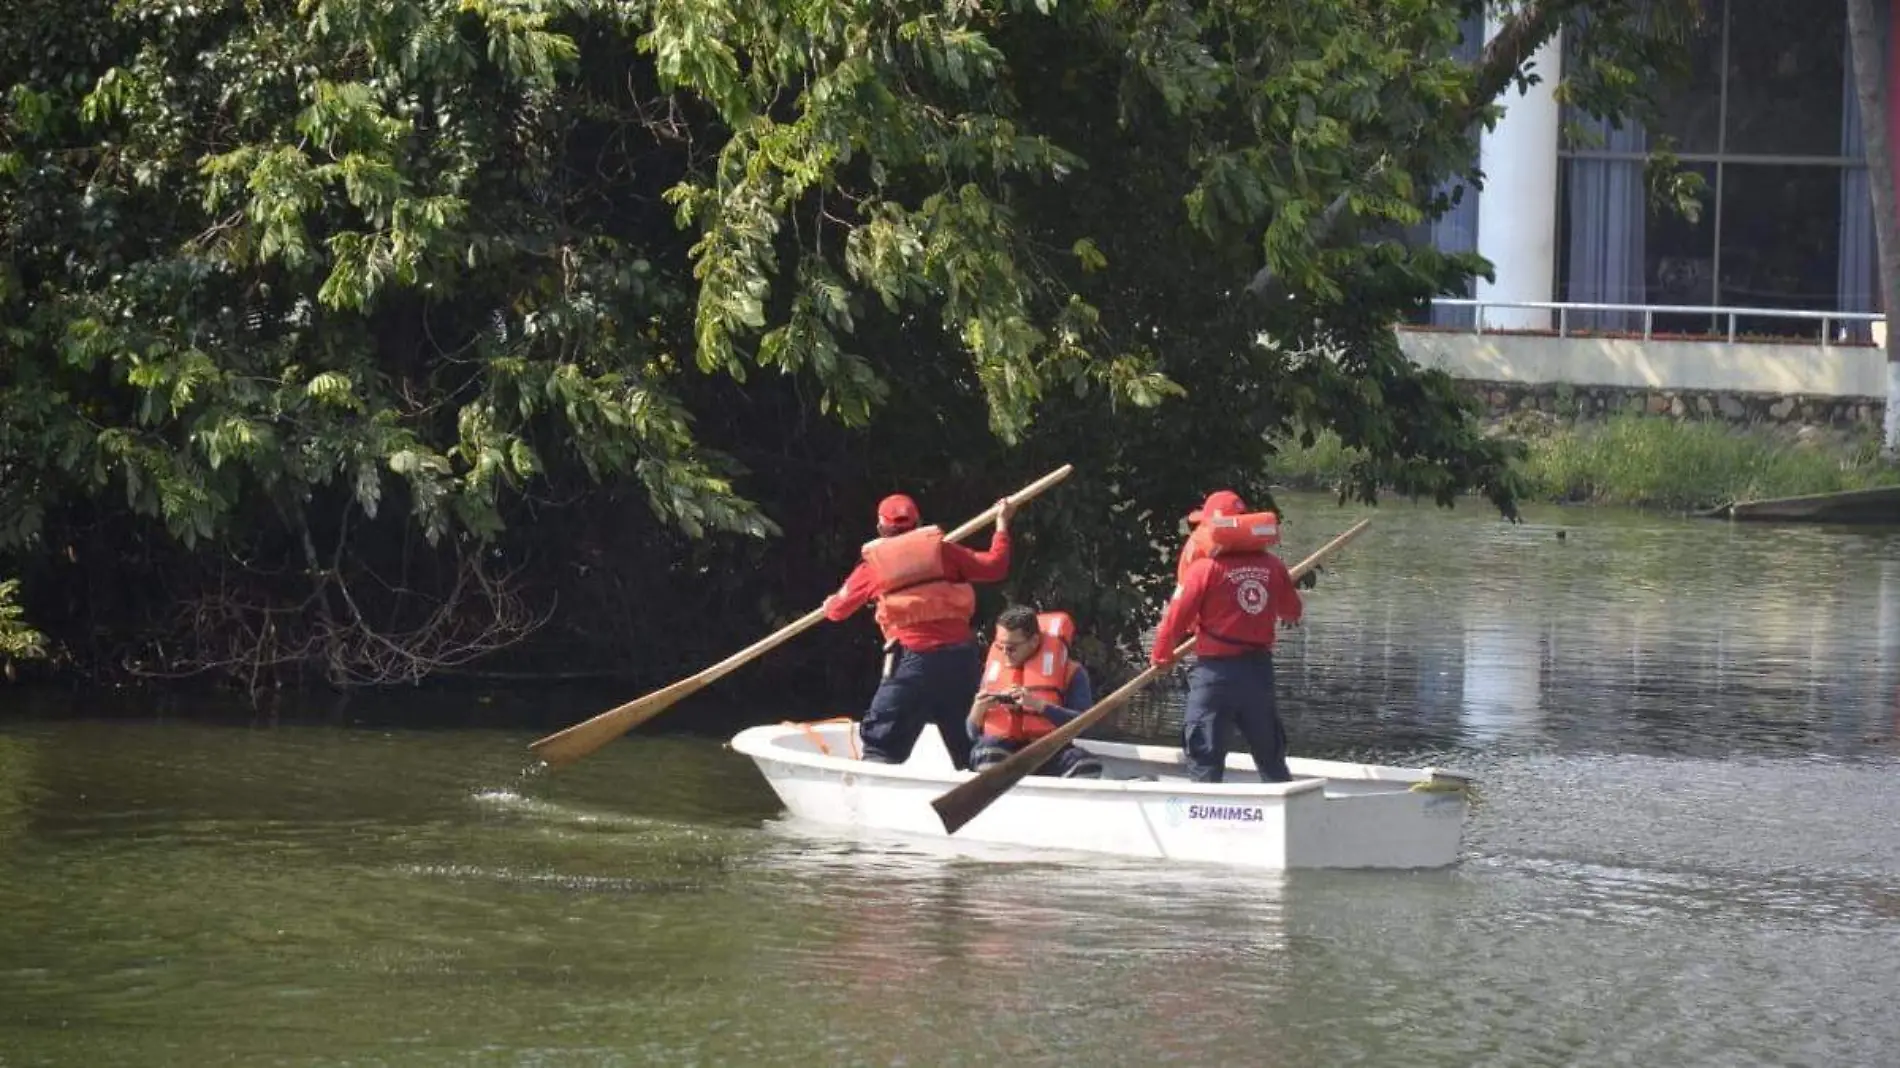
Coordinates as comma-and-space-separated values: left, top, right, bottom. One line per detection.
730, 720, 1474, 870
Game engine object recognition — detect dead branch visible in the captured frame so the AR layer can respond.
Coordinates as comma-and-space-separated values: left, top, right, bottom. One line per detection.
126, 546, 553, 702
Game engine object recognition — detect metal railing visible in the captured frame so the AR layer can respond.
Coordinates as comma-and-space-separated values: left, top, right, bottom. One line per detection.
1420, 298, 1885, 349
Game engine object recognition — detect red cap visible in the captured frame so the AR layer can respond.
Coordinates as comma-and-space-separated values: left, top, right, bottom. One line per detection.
1187, 490, 1244, 524
876, 493, 920, 530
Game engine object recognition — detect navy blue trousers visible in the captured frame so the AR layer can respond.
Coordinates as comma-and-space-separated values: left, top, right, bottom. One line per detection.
859, 642, 979, 770
1183, 652, 1290, 783
969, 736, 1103, 777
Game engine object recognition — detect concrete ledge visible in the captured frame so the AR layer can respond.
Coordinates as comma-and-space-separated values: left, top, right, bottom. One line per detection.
1398, 330, 1886, 399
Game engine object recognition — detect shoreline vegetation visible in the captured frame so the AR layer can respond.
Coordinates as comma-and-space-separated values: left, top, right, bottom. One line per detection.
9, 414, 1897, 687
1268, 413, 1900, 513
0, 3, 1726, 696
0, 580, 45, 676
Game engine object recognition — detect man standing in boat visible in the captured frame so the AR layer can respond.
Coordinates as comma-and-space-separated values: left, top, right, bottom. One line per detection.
965, 605, 1103, 778
1150, 492, 1303, 783
823, 492, 1017, 769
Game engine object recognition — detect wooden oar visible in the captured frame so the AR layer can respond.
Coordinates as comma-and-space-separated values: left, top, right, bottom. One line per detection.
527, 464, 1076, 769
929, 516, 1371, 834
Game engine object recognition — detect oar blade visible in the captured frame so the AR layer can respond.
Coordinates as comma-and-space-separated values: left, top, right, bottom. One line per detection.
931, 746, 1034, 834
527, 676, 705, 768
931, 772, 1004, 836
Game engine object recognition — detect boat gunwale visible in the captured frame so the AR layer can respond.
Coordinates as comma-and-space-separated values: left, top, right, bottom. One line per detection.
730, 724, 1463, 800
1104, 737, 1473, 787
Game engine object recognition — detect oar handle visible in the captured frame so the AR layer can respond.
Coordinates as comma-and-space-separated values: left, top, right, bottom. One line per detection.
1286, 517, 1371, 583
929, 516, 1371, 834
943, 463, 1073, 542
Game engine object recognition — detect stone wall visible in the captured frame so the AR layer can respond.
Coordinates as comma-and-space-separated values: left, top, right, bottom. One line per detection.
1394, 329, 1888, 427
1458, 379, 1883, 428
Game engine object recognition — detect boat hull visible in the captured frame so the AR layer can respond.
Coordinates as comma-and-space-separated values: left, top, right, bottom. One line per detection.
730, 721, 1471, 870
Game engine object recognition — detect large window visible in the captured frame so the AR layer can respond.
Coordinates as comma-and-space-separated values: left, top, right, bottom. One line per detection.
1723, 0, 1845, 157
1650, 5, 1723, 154
1718, 165, 1843, 314
1647, 161, 1719, 335
1557, 0, 1876, 340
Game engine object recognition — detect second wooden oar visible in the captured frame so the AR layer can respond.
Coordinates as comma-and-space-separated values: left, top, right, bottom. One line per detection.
929, 516, 1371, 834
527, 464, 1076, 770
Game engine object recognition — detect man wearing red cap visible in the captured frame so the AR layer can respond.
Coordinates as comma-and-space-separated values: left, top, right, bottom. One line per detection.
822, 491, 1017, 768
1150, 490, 1303, 782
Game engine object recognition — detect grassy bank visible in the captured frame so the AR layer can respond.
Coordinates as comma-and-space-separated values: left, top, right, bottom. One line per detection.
1268, 414, 1900, 512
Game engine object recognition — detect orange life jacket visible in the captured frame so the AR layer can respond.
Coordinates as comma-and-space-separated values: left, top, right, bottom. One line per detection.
1177, 511, 1277, 586
1201, 510, 1279, 552
978, 611, 1079, 742
862, 526, 977, 642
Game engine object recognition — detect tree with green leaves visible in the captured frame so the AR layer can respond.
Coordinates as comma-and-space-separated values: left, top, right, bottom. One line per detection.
0, 580, 44, 679
1, 0, 1700, 697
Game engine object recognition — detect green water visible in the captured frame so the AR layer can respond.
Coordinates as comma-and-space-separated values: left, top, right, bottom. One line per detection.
5, 495, 1900, 1066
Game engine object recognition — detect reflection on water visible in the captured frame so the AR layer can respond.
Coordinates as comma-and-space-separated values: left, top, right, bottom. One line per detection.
1459, 613, 1545, 744
4, 494, 1900, 1065
0, 734, 36, 854
1276, 500, 1900, 764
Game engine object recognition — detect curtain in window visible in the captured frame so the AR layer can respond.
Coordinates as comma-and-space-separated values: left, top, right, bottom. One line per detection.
1563, 118, 1648, 332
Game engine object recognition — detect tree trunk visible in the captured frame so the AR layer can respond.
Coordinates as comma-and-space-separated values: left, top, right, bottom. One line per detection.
1846, 0, 1900, 453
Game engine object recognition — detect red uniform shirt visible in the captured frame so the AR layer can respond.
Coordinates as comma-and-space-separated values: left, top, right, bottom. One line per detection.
1150, 550, 1302, 663
824, 529, 1012, 651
